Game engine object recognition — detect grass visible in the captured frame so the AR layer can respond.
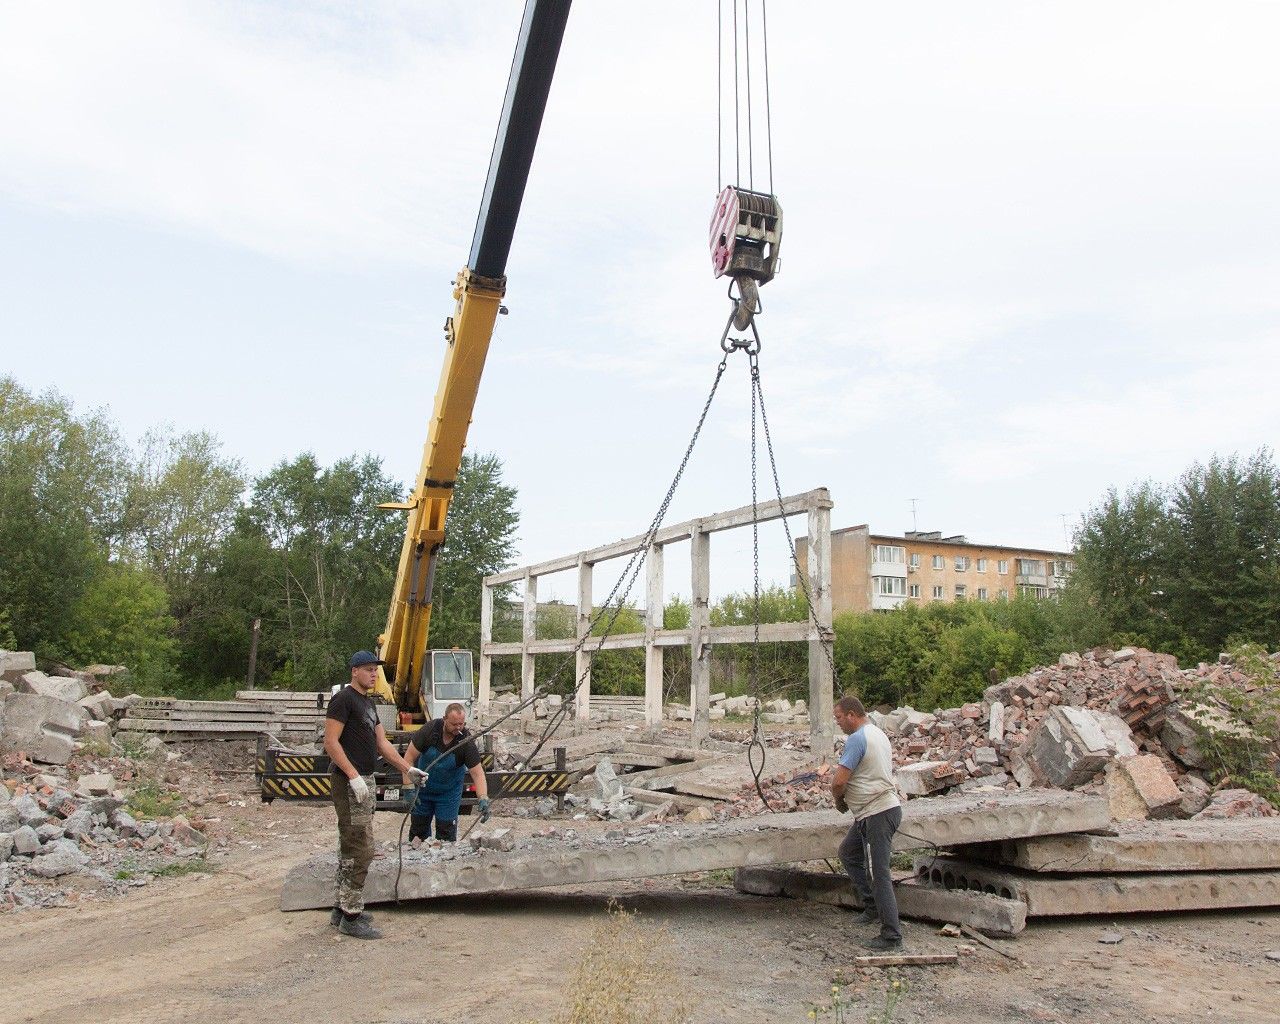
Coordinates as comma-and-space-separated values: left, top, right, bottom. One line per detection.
125, 780, 183, 820
542, 901, 689, 1024
807, 973, 908, 1024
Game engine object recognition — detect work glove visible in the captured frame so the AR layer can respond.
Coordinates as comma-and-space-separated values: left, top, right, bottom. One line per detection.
348, 775, 370, 804
407, 767, 429, 786
477, 798, 492, 823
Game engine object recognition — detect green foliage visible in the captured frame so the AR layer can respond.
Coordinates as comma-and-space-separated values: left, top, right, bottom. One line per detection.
126, 780, 184, 820
1073, 449, 1280, 662
228, 453, 405, 688
428, 453, 520, 652
1180, 642, 1280, 804
63, 561, 178, 688
0, 377, 128, 657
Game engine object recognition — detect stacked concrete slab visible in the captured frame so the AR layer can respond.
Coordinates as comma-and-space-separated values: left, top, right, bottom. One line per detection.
910, 818, 1280, 918
280, 789, 1108, 911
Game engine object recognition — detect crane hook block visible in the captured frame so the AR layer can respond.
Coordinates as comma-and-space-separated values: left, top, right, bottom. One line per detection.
709, 186, 783, 285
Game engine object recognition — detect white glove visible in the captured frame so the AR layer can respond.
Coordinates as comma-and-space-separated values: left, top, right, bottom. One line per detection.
348, 776, 370, 804
407, 767, 428, 786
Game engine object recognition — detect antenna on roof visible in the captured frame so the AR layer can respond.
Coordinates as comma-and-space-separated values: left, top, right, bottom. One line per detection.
909, 498, 919, 533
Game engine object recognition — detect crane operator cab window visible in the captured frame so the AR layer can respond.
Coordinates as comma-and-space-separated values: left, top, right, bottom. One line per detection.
423, 649, 474, 721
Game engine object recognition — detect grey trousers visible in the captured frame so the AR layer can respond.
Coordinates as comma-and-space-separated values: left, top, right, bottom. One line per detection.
838, 805, 903, 942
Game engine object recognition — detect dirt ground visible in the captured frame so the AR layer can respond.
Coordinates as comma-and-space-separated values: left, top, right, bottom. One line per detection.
3, 763, 1279, 1024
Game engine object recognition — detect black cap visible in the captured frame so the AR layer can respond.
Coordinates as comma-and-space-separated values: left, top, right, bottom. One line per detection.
348, 650, 383, 669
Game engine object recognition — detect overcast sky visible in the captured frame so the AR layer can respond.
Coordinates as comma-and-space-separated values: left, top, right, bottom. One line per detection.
3, 1, 1278, 604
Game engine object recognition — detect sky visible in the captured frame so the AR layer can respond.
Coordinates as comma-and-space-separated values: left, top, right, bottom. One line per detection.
3, 1, 1279, 605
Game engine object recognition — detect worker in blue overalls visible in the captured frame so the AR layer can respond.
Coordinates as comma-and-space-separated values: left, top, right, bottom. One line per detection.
404, 701, 490, 841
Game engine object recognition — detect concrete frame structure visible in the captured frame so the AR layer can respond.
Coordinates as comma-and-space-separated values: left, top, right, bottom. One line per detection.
479, 488, 835, 749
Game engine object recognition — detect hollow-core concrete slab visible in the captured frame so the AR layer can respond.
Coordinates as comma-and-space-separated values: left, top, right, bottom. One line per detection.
281, 789, 1107, 910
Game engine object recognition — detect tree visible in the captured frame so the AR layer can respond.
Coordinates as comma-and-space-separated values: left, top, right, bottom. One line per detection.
63, 561, 178, 688
427, 453, 520, 652
231, 453, 405, 687
0, 377, 128, 655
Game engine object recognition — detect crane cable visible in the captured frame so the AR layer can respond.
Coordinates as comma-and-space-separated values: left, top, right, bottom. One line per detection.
718, 0, 774, 195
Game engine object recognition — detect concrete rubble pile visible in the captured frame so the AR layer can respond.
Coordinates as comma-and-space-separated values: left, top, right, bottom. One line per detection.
0, 752, 219, 912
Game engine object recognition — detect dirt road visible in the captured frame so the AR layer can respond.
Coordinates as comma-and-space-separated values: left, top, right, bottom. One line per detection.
3, 786, 1278, 1024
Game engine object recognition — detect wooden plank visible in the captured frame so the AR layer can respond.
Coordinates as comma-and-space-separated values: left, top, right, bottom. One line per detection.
852, 954, 958, 967
960, 925, 1022, 963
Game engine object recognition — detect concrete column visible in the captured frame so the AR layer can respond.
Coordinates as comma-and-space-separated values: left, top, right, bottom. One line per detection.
644, 544, 664, 727
575, 557, 593, 722
806, 502, 834, 752
478, 582, 493, 712
521, 571, 537, 705
690, 523, 711, 747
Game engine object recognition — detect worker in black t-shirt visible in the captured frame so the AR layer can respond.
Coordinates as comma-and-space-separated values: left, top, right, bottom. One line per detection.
324, 650, 426, 940
403, 702, 490, 843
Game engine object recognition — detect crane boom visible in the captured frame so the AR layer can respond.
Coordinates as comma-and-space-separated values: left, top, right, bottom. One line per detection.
375, 0, 572, 711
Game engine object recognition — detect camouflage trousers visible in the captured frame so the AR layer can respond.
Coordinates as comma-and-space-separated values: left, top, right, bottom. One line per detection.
331, 770, 376, 914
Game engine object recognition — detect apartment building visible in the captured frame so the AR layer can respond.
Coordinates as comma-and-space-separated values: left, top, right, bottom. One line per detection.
795, 525, 1073, 614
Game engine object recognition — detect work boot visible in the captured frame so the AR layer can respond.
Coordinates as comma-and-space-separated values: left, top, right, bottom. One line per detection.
861, 934, 903, 952
853, 906, 879, 925
338, 913, 383, 940
330, 907, 372, 927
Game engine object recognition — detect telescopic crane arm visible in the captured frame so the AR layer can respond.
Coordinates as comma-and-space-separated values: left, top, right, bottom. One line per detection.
375, 0, 572, 711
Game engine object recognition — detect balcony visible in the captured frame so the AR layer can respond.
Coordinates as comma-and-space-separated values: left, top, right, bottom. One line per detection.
871, 560, 908, 578
871, 592, 907, 611
1016, 573, 1048, 586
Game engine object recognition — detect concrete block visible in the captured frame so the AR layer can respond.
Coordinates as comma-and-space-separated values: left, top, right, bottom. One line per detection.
83, 720, 112, 745
1024, 706, 1137, 789
1107, 755, 1181, 821
27, 839, 88, 878
0, 833, 13, 862
280, 789, 1110, 911
895, 761, 962, 796
988, 701, 1005, 744
0, 693, 89, 764
76, 773, 117, 797
0, 650, 37, 678
734, 866, 1026, 937
1194, 788, 1277, 819
12, 794, 45, 826
1159, 708, 1206, 769
12, 824, 40, 855
974, 747, 1000, 766
914, 855, 1280, 917
1177, 774, 1212, 817
77, 691, 118, 721
960, 818, 1280, 873
17, 671, 89, 704
0, 806, 17, 832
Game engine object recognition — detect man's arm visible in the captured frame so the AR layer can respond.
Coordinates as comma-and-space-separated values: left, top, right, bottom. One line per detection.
401, 743, 421, 786
324, 719, 359, 781
830, 764, 851, 812
468, 762, 488, 799
375, 725, 414, 774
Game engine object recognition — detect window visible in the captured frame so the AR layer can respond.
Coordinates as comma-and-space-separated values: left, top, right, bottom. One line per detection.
977, 587, 988, 600
976, 558, 987, 572
932, 555, 944, 570
908, 584, 920, 598
931, 585, 944, 599
875, 576, 906, 596
908, 553, 920, 568
955, 584, 967, 599
954, 555, 969, 571
1019, 584, 1049, 599
1017, 558, 1045, 576
997, 560, 1008, 574
1053, 559, 1071, 577
874, 545, 905, 563
998, 588, 1009, 599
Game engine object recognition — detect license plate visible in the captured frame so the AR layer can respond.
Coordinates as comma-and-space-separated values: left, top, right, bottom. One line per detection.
383, 787, 401, 801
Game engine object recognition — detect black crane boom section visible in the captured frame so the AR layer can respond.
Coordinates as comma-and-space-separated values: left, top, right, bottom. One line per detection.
468, 0, 572, 280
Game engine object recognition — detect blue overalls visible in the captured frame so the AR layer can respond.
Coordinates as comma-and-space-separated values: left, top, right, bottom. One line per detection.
410, 736, 467, 842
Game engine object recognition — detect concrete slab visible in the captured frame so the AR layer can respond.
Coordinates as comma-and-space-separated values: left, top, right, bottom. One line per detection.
913, 855, 1280, 916
958, 819, 1280, 873
671, 750, 816, 800
734, 866, 1027, 937
281, 789, 1109, 910
0, 693, 89, 764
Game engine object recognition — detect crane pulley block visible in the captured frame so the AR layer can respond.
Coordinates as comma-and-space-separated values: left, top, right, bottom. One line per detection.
709, 186, 782, 284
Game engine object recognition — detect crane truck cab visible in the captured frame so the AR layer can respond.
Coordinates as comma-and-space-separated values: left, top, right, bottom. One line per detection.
422, 648, 475, 722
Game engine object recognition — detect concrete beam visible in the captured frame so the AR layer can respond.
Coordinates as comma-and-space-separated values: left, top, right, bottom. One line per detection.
644, 545, 663, 727
280, 790, 1109, 911
575, 557, 592, 721
734, 867, 1026, 938
913, 855, 1280, 917
484, 489, 833, 586
520, 572, 537, 703
958, 818, 1280, 873
806, 502, 834, 753
477, 584, 493, 712
690, 523, 710, 748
